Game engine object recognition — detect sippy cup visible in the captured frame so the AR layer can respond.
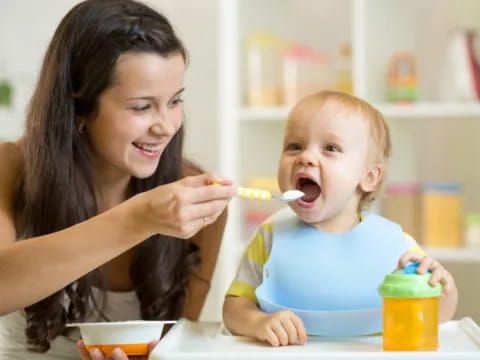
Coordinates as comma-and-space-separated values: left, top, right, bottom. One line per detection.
378, 262, 442, 351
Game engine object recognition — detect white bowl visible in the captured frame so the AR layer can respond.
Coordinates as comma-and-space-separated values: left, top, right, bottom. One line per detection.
67, 320, 176, 356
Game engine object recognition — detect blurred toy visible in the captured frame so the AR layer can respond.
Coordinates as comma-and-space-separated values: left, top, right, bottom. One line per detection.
387, 52, 418, 103
283, 44, 331, 105
335, 42, 353, 94
246, 33, 286, 107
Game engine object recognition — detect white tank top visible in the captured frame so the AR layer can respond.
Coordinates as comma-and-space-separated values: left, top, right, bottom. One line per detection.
0, 289, 140, 359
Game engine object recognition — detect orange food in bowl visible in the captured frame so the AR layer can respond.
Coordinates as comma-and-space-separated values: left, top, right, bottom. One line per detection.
67, 320, 176, 356
85, 343, 149, 356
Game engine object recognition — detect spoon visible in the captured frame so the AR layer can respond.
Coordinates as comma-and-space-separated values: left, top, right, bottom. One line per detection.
235, 187, 304, 202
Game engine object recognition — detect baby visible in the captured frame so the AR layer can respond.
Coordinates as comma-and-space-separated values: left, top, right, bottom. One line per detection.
223, 91, 458, 346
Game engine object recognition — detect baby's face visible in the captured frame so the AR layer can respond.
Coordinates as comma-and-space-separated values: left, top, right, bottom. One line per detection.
277, 100, 373, 231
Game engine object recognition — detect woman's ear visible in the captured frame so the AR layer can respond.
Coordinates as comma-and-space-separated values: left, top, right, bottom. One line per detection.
76, 116, 87, 134
360, 164, 383, 193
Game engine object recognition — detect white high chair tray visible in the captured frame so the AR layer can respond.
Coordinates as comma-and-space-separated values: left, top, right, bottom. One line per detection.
150, 318, 480, 359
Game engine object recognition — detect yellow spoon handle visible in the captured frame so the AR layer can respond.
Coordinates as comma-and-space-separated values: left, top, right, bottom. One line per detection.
236, 187, 272, 200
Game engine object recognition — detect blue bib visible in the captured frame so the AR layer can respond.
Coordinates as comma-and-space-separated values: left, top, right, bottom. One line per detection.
256, 212, 408, 336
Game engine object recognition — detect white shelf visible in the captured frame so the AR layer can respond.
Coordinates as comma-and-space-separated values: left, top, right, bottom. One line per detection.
377, 103, 480, 119
239, 103, 480, 122
424, 246, 480, 263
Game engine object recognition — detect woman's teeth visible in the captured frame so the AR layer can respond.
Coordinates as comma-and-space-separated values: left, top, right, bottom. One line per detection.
133, 143, 161, 153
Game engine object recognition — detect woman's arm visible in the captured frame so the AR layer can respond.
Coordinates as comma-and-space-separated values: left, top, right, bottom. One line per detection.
183, 208, 227, 320
0, 142, 235, 315
0, 192, 151, 315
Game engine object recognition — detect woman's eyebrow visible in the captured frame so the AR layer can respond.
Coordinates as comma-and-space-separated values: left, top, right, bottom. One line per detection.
125, 87, 185, 101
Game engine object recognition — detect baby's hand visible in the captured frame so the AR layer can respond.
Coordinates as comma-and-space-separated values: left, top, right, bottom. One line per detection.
252, 310, 307, 347
396, 252, 455, 293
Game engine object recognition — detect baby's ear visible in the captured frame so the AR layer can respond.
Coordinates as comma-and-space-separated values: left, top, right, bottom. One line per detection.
360, 164, 383, 192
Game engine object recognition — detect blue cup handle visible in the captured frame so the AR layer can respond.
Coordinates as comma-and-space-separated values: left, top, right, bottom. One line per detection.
400, 261, 432, 274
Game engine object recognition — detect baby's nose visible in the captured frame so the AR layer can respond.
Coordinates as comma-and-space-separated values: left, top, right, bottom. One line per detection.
297, 150, 317, 167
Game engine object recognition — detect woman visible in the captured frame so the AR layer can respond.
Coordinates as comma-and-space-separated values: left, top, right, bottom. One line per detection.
0, 0, 235, 359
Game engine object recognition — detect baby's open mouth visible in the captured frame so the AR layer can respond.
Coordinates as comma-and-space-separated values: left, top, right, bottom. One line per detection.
296, 177, 321, 202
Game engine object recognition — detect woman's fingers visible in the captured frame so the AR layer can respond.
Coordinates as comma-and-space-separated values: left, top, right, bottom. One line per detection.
185, 184, 236, 204
88, 348, 104, 360
148, 340, 159, 353
76, 340, 92, 360
144, 174, 235, 238
76, 339, 158, 360
111, 348, 129, 360
75, 340, 106, 360
181, 173, 233, 188
190, 199, 230, 223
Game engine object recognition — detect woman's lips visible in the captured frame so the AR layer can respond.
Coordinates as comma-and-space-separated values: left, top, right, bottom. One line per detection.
132, 142, 162, 159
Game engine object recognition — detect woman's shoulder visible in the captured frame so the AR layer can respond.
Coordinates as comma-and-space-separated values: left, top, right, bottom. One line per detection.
0, 140, 24, 242
0, 139, 24, 185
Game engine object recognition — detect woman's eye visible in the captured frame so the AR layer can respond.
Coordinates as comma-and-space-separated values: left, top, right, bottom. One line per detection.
170, 98, 184, 106
130, 104, 151, 113
325, 144, 340, 152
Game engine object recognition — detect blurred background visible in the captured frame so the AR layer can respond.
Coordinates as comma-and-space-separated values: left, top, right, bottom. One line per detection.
1, 0, 479, 323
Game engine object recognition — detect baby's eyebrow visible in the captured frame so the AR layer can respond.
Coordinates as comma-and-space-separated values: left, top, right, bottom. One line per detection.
323, 132, 344, 143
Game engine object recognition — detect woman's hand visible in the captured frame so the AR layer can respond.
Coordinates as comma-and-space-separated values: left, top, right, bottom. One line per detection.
76, 340, 158, 360
136, 173, 236, 239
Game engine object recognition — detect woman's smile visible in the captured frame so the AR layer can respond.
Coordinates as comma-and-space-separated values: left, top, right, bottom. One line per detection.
132, 142, 164, 159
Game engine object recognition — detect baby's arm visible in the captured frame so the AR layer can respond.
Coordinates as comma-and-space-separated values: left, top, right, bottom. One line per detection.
397, 251, 458, 323
223, 296, 306, 346
222, 223, 306, 346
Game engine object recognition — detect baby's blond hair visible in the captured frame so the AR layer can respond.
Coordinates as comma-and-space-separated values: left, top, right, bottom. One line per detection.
294, 91, 391, 211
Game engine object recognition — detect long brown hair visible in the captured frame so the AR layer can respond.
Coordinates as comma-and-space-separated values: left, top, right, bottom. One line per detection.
18, 0, 198, 352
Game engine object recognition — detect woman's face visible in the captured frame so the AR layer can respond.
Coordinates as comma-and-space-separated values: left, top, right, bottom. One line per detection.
84, 51, 185, 181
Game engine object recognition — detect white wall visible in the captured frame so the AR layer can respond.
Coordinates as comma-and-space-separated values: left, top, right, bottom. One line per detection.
146, 0, 220, 173
0, 0, 80, 139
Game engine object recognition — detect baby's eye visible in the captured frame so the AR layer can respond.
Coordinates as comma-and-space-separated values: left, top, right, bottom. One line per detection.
286, 143, 302, 151
325, 144, 341, 152
130, 104, 151, 113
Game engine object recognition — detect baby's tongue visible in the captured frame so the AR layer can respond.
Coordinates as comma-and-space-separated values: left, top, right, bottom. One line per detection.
301, 183, 321, 202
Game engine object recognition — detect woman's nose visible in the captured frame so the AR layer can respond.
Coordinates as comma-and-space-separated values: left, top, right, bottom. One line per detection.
150, 112, 175, 136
